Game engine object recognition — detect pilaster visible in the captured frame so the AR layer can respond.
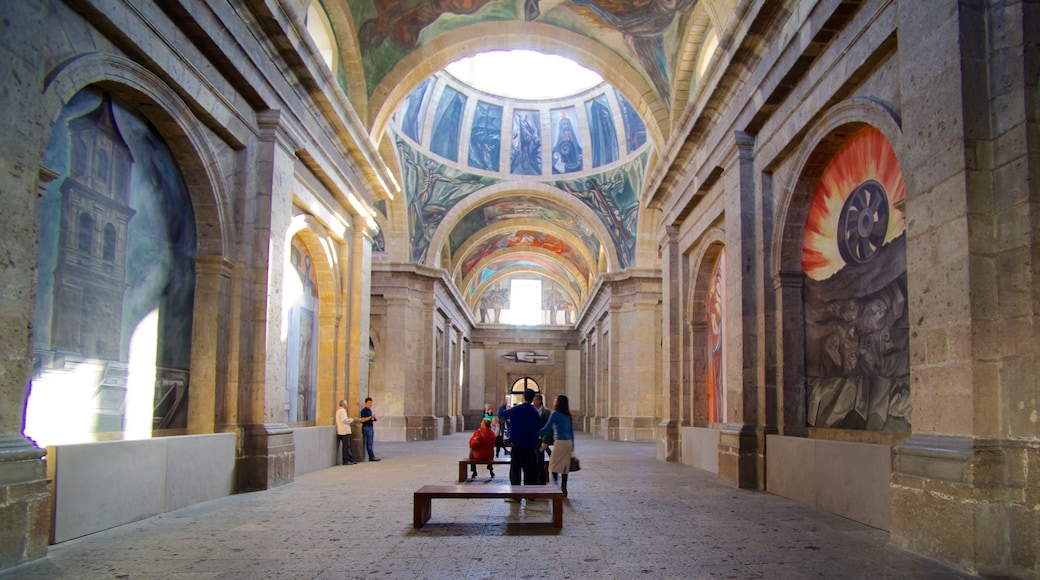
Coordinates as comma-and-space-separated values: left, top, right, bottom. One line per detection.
659, 224, 682, 460
235, 110, 299, 491
717, 131, 765, 488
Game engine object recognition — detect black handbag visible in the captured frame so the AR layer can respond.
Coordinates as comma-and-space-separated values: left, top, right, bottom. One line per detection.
569, 456, 581, 472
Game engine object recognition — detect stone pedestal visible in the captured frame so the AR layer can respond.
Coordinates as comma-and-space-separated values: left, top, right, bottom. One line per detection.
657, 419, 680, 462
0, 436, 50, 569
235, 424, 294, 492
718, 423, 759, 488
891, 435, 1040, 577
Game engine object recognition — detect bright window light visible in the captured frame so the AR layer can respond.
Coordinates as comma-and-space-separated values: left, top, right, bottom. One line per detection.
502, 279, 542, 325
446, 50, 602, 100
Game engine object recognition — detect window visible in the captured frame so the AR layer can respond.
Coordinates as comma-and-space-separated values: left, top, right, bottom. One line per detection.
306, 2, 337, 72
77, 212, 95, 254
502, 279, 541, 325
103, 224, 117, 261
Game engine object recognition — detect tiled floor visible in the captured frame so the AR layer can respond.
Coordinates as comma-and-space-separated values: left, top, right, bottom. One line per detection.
2, 434, 975, 579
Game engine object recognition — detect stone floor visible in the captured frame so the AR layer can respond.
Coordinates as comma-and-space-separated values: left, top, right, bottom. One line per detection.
2, 433, 975, 580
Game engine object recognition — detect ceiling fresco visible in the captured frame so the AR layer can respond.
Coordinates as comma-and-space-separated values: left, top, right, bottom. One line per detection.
349, 0, 698, 106
448, 195, 600, 261
457, 229, 592, 282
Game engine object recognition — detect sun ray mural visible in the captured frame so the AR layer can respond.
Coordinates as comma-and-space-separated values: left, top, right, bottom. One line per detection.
802, 126, 905, 281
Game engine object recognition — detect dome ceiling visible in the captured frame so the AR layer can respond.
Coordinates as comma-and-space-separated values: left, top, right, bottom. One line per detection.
321, 1, 719, 323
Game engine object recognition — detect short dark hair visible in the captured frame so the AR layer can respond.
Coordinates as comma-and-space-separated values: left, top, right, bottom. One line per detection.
523, 388, 535, 403
365, 397, 373, 403
532, 393, 543, 403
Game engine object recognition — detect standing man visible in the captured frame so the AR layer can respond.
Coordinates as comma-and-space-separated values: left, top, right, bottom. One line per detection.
498, 388, 540, 492
533, 393, 553, 484
360, 397, 381, 461
335, 399, 357, 465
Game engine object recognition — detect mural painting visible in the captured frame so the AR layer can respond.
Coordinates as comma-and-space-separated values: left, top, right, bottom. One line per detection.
542, 281, 574, 324
448, 196, 601, 260
469, 101, 503, 171
511, 109, 542, 175
285, 238, 319, 423
395, 138, 493, 261
430, 85, 466, 161
459, 229, 590, 281
586, 93, 619, 167
556, 159, 643, 268
397, 77, 432, 143
27, 89, 197, 445
550, 106, 583, 174
614, 88, 647, 153
706, 249, 726, 423
802, 126, 910, 431
478, 283, 510, 323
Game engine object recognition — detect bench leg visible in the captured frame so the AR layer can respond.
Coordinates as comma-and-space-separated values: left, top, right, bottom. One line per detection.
552, 497, 563, 528
413, 496, 432, 529
459, 462, 467, 482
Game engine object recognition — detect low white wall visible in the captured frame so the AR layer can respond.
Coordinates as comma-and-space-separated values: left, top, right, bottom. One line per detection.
681, 426, 720, 474
48, 433, 235, 543
766, 435, 891, 531
293, 425, 338, 477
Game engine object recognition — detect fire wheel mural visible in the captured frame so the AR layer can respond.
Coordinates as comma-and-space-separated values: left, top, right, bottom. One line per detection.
803, 127, 905, 280
801, 126, 911, 432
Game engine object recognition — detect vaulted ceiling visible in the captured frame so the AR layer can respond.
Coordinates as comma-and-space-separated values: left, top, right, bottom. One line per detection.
308, 0, 730, 322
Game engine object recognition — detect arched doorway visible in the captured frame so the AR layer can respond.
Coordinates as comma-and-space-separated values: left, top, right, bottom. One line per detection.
508, 376, 540, 406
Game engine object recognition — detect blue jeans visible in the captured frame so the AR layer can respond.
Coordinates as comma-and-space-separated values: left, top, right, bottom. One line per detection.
362, 424, 375, 459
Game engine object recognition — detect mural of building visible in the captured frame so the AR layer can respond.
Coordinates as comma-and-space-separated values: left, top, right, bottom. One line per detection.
0, 1, 1037, 577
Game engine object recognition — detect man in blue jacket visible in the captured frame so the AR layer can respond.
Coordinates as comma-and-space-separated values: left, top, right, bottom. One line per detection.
498, 388, 541, 488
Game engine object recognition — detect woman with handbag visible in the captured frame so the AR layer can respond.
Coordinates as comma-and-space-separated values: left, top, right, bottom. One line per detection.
536, 394, 575, 497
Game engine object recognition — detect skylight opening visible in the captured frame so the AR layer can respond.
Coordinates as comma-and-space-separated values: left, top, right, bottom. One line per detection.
446, 50, 603, 100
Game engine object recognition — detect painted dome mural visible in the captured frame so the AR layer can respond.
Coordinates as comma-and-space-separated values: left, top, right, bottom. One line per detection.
385, 68, 651, 322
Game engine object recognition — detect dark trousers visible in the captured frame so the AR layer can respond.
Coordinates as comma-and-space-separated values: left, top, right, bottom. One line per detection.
534, 447, 547, 484
509, 444, 538, 485
337, 433, 354, 464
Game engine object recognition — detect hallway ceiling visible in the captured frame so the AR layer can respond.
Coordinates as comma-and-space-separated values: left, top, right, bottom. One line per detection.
321, 0, 719, 322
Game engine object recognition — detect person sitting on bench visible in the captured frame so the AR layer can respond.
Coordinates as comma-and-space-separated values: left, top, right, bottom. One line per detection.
468, 418, 496, 479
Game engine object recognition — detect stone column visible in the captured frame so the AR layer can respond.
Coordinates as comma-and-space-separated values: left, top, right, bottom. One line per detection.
347, 216, 371, 457
659, 225, 682, 460
891, 1, 1039, 575
0, 168, 57, 570
234, 110, 297, 492
772, 270, 806, 437
718, 131, 762, 488
187, 255, 232, 434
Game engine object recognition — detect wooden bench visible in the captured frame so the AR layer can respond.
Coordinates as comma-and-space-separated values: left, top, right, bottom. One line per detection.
458, 458, 510, 482
413, 484, 564, 529
458, 459, 551, 482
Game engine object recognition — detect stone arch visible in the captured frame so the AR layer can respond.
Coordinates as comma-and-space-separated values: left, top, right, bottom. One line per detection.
43, 53, 234, 258
670, 5, 716, 126
426, 180, 623, 272
772, 97, 903, 276
451, 218, 598, 290
770, 97, 905, 436
367, 21, 669, 151
687, 229, 726, 428
286, 215, 346, 426
40, 53, 236, 434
